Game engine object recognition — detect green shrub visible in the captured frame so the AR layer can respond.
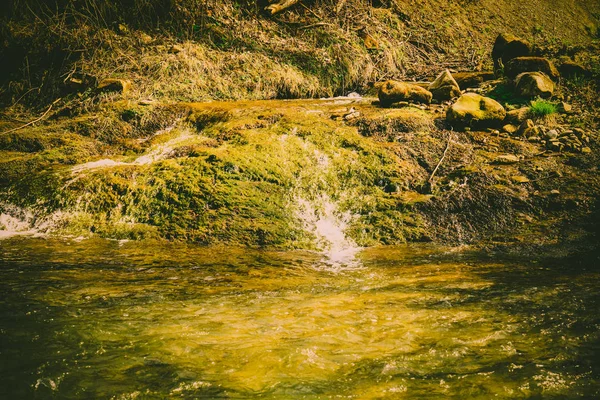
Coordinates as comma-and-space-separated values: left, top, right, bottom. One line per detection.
529, 99, 558, 118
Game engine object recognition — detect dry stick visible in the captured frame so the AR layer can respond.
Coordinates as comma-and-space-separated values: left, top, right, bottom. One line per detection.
0, 98, 61, 136
298, 2, 322, 20
298, 22, 332, 30
429, 132, 453, 183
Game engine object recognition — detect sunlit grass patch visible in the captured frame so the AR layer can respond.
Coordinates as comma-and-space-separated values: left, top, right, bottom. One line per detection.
528, 98, 558, 118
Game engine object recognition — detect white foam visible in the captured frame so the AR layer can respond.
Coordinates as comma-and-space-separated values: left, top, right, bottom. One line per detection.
71, 128, 192, 173
295, 195, 361, 270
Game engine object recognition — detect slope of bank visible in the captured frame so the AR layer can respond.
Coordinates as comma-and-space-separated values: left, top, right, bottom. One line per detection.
1, 0, 600, 106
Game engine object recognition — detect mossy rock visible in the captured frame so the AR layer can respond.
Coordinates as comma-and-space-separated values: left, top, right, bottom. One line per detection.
378, 80, 432, 107
446, 93, 506, 130
428, 70, 461, 101
515, 72, 554, 98
505, 57, 560, 81
491, 33, 531, 73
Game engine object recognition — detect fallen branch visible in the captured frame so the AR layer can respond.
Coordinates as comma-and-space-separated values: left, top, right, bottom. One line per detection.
0, 98, 61, 135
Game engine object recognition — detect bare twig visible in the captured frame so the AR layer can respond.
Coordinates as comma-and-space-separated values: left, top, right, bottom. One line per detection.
298, 2, 321, 20
0, 98, 61, 135
429, 132, 453, 183
9, 87, 40, 108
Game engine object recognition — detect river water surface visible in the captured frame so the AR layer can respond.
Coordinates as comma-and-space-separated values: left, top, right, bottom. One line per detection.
1, 238, 599, 398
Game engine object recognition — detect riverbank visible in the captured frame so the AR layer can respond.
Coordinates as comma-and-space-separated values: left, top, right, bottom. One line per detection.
1, 1, 599, 251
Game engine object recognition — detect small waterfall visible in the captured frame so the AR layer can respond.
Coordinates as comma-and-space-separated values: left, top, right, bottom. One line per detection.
0, 203, 36, 239
295, 195, 361, 269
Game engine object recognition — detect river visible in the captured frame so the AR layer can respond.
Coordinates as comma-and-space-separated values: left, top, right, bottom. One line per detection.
1, 238, 599, 398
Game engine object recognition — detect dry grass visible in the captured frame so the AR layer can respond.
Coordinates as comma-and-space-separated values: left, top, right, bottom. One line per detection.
1, 0, 599, 112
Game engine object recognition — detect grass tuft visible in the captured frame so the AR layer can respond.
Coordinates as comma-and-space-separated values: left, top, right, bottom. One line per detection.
529, 99, 558, 118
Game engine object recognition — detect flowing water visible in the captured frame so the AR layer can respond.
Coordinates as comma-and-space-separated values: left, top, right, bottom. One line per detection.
1, 238, 599, 399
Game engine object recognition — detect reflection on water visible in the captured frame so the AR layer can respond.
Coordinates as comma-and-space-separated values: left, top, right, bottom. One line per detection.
0, 238, 599, 399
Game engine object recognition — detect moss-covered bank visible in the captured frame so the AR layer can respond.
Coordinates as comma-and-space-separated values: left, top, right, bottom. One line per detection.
1, 95, 599, 250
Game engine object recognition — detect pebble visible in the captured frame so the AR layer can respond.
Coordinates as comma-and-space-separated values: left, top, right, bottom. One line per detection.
545, 130, 559, 140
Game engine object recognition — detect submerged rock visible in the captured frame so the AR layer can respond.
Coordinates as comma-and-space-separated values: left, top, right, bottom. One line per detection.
428, 70, 461, 101
515, 72, 555, 98
446, 93, 506, 129
505, 57, 560, 80
378, 80, 432, 107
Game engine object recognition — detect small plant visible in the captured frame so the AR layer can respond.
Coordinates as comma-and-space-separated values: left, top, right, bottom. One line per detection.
529, 99, 558, 118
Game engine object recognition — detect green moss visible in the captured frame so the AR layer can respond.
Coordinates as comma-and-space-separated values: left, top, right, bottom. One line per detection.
0, 100, 450, 247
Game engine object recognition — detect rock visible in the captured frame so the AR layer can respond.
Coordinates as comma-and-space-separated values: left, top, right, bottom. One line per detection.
560, 129, 574, 137
97, 78, 132, 95
505, 107, 531, 124
378, 80, 432, 106
515, 72, 554, 98
559, 61, 591, 79
516, 119, 535, 136
265, 0, 300, 15
346, 92, 362, 98
491, 34, 531, 74
344, 111, 361, 121
63, 73, 97, 93
511, 175, 530, 183
494, 154, 520, 164
544, 129, 559, 140
428, 70, 461, 101
503, 124, 518, 134
573, 128, 585, 137
523, 125, 542, 138
452, 72, 495, 89
505, 57, 560, 80
547, 140, 564, 151
446, 93, 506, 129
558, 102, 573, 114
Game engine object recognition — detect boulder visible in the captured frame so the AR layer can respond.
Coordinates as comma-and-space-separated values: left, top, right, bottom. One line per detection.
505, 57, 560, 80
428, 70, 461, 101
452, 72, 495, 89
446, 93, 506, 129
378, 80, 432, 106
515, 72, 554, 98
491, 34, 531, 73
559, 61, 591, 79
97, 78, 132, 95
